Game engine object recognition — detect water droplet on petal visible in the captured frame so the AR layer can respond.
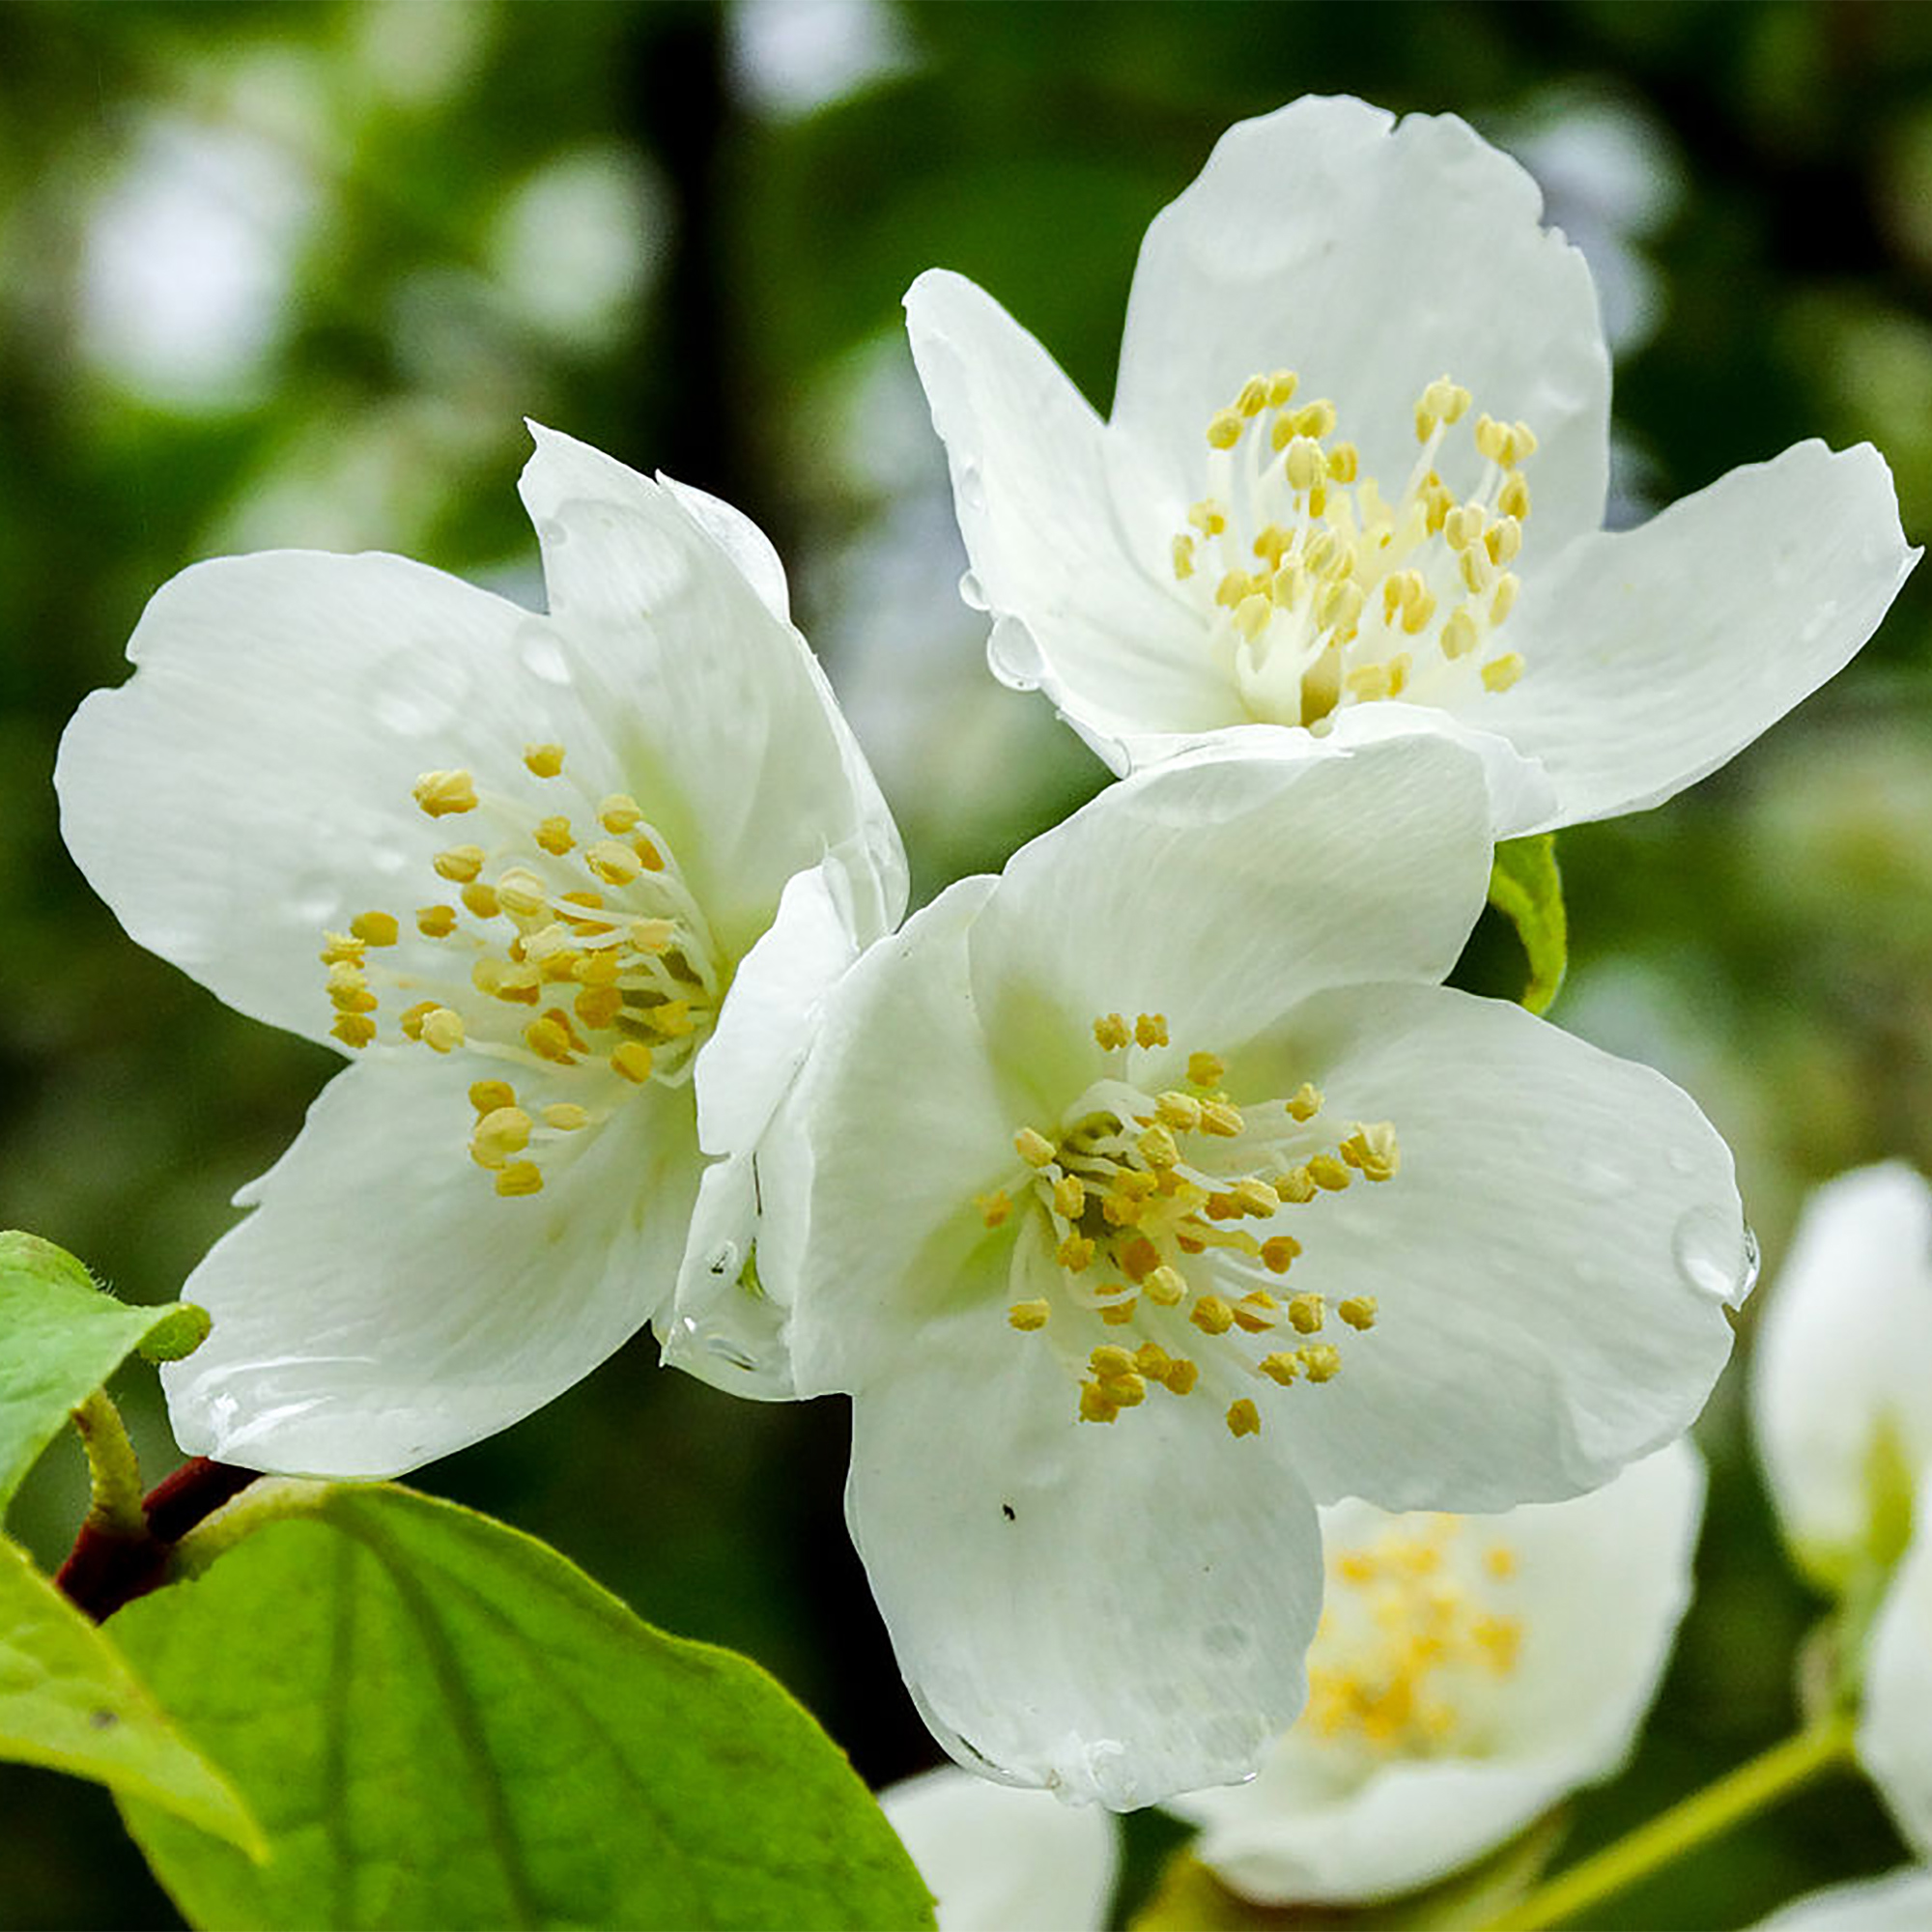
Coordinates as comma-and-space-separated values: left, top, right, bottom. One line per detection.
1671, 1206, 1751, 1303
958, 568, 984, 609
956, 462, 985, 514
517, 623, 574, 687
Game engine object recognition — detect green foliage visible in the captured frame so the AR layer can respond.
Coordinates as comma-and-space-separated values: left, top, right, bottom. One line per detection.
0, 1536, 261, 1854
112, 1485, 935, 1932
1487, 835, 1568, 1017
0, 1230, 203, 1511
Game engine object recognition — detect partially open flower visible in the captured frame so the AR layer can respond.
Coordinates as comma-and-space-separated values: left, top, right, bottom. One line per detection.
756, 733, 1749, 1806
907, 96, 1916, 837
56, 424, 904, 1475
1166, 1440, 1704, 1903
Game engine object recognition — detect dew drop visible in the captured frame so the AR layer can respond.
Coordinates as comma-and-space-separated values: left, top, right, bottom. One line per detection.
955, 462, 986, 514
958, 568, 984, 609
517, 623, 574, 687
1671, 1206, 1751, 1302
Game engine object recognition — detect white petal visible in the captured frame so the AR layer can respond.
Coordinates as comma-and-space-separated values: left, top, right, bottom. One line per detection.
964, 733, 1493, 1094
517, 423, 906, 954
1754, 1869, 1932, 1932
1169, 1441, 1704, 1903
1488, 440, 1918, 831
846, 1330, 1323, 1809
659, 1151, 796, 1401
55, 549, 534, 1044
880, 1767, 1118, 1932
1751, 1163, 1932, 1586
1242, 983, 1744, 1510
163, 1053, 696, 1476
1860, 1494, 1932, 1859
1113, 98, 1610, 553
904, 269, 1231, 760
655, 470, 792, 626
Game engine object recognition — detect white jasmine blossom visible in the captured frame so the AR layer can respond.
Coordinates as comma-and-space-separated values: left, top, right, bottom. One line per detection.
1860, 1494, 1932, 1859
906, 95, 1917, 837
55, 424, 905, 1475
1166, 1440, 1703, 1903
755, 734, 1749, 1806
880, 1766, 1117, 1932
1751, 1163, 1932, 1589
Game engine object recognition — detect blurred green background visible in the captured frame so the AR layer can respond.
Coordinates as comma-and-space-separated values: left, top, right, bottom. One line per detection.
4, 1, 1931, 1925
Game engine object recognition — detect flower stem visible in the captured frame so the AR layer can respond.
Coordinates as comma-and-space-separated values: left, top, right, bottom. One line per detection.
1481, 1713, 1859, 1932
69, 1388, 146, 1538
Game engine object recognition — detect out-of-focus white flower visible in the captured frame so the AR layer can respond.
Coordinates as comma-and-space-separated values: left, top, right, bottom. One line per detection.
756, 733, 1749, 1807
1755, 1867, 1932, 1932
907, 95, 1916, 838
56, 425, 904, 1476
1166, 1440, 1703, 1903
880, 1766, 1117, 1932
1861, 1498, 1932, 1859
1751, 1163, 1932, 1589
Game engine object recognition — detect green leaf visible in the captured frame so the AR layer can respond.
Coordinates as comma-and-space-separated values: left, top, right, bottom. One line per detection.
1487, 834, 1568, 1017
0, 1230, 203, 1514
112, 1486, 935, 1932
0, 1533, 261, 1854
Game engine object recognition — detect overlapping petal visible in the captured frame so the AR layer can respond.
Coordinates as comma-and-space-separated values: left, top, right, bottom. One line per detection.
1860, 1499, 1932, 1860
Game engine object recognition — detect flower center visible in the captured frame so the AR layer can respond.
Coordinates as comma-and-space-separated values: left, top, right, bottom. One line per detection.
1305, 1516, 1524, 1756
1169, 371, 1537, 728
984, 1010, 1399, 1440
319, 739, 722, 1197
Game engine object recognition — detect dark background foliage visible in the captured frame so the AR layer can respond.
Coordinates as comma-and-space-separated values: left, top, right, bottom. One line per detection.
4, 2, 1930, 1925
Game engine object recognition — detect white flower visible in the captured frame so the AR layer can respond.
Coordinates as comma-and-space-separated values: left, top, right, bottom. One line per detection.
1860, 1490, 1932, 1860
754, 733, 1749, 1807
1756, 1868, 1932, 1932
1750, 1163, 1932, 1589
1166, 1440, 1704, 1904
906, 95, 1917, 838
55, 424, 905, 1476
880, 1767, 1117, 1932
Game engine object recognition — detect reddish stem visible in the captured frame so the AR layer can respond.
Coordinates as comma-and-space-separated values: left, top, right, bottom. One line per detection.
55, 1458, 258, 1623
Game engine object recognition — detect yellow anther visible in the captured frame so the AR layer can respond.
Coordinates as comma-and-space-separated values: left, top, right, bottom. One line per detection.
1008, 1300, 1050, 1332
1261, 1351, 1301, 1386
1318, 580, 1366, 637
1233, 1178, 1280, 1217
398, 1000, 439, 1040
1079, 1382, 1121, 1425
1339, 1295, 1379, 1331
1474, 413, 1507, 464
1308, 1154, 1351, 1191
1090, 1344, 1135, 1378
1485, 516, 1522, 566
1015, 1127, 1056, 1168
434, 844, 487, 884
331, 1013, 376, 1048
1145, 1264, 1187, 1308
1252, 524, 1291, 566
1402, 587, 1439, 636
1299, 1343, 1342, 1382
328, 982, 377, 1015
1474, 1615, 1523, 1672
541, 1102, 590, 1131
1266, 368, 1299, 408
1498, 469, 1531, 521
1134, 1341, 1172, 1377
1459, 542, 1495, 596
1285, 1082, 1322, 1121
461, 881, 501, 921
416, 903, 458, 938
975, 1190, 1011, 1228
598, 794, 643, 835
1232, 1292, 1279, 1334
412, 769, 478, 818
1164, 1357, 1200, 1395
349, 910, 399, 947
1485, 1545, 1519, 1580
318, 932, 364, 967
1481, 653, 1524, 694
1236, 375, 1270, 417
1093, 1012, 1131, 1051
1278, 1167, 1317, 1205
1191, 1295, 1235, 1336
1340, 1121, 1401, 1181
1443, 504, 1481, 553
1440, 610, 1480, 660
1293, 399, 1336, 439
495, 1160, 543, 1197
1051, 1174, 1086, 1218
469, 1079, 517, 1114
524, 1015, 575, 1064
1057, 1235, 1096, 1273
1214, 569, 1254, 611
1188, 498, 1227, 537
1199, 1099, 1244, 1138
1511, 420, 1538, 459
421, 1008, 466, 1054
1235, 593, 1272, 643
1155, 1092, 1203, 1131
1327, 442, 1359, 483
534, 815, 576, 856
1288, 1293, 1325, 1335
611, 1040, 655, 1084
575, 986, 623, 1030
523, 742, 566, 778
1099, 1296, 1138, 1327
472, 956, 540, 1003
1491, 574, 1520, 626
1171, 534, 1196, 582
1187, 1051, 1225, 1089
1227, 1399, 1262, 1438
1345, 662, 1397, 703
1137, 1122, 1179, 1169
472, 1105, 533, 1163
496, 868, 550, 920
1261, 1235, 1302, 1274
1283, 436, 1325, 493
1207, 408, 1244, 450
585, 838, 643, 886
1119, 1234, 1161, 1282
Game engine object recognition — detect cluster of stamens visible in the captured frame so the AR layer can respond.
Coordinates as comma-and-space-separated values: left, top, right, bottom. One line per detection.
1171, 369, 1537, 728
1304, 1516, 1524, 1754
986, 1011, 1399, 1439
319, 741, 719, 1196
